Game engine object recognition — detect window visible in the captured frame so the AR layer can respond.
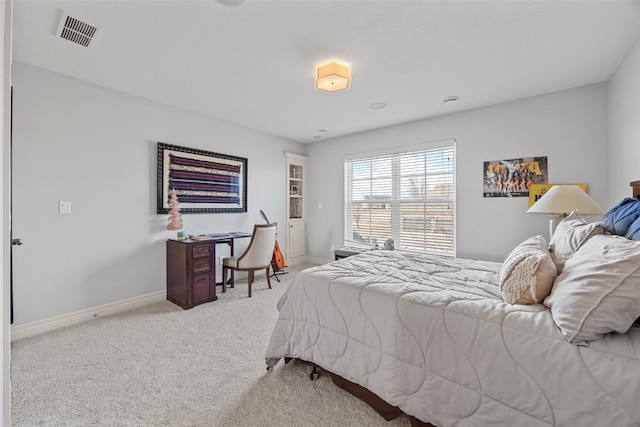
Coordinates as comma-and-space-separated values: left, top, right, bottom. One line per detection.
344, 140, 455, 255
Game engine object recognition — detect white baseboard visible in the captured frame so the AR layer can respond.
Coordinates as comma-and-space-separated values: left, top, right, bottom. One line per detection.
11, 290, 166, 341
304, 256, 331, 266
285, 256, 305, 267
11, 261, 329, 341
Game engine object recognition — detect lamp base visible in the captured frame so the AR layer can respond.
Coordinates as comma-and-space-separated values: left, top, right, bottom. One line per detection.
548, 214, 567, 242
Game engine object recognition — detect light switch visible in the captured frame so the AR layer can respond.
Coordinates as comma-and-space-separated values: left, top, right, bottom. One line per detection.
59, 201, 72, 214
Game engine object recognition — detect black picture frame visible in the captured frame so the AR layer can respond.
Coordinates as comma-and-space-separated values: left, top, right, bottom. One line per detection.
482, 156, 548, 198
157, 142, 248, 214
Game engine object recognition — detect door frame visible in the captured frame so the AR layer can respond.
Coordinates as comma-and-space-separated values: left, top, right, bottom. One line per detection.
2, 0, 13, 425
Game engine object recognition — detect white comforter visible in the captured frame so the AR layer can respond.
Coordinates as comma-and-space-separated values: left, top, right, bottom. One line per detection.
265, 251, 640, 427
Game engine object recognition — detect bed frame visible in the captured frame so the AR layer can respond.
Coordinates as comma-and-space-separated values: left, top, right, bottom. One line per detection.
285, 357, 433, 426
286, 180, 640, 427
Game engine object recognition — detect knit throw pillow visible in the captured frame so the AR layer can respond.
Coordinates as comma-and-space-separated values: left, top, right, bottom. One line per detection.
500, 235, 558, 305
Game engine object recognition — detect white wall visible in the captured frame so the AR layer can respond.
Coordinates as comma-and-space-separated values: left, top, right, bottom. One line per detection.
306, 84, 609, 262
11, 62, 304, 325
608, 36, 640, 206
11, 60, 627, 325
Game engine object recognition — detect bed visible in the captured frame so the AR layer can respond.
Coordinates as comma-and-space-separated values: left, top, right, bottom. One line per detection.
265, 181, 640, 427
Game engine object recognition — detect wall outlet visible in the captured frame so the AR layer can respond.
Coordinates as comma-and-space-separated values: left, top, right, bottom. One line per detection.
58, 201, 72, 214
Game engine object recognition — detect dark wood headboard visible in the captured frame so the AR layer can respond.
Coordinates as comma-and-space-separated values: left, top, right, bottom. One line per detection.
632, 180, 640, 198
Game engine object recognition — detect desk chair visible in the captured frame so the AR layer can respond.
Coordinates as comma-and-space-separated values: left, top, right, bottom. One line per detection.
222, 223, 277, 297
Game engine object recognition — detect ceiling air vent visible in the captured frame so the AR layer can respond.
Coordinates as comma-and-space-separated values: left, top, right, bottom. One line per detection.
57, 13, 100, 48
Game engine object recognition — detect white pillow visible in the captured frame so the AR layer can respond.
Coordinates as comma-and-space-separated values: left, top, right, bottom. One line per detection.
500, 235, 557, 305
549, 209, 604, 272
544, 234, 640, 343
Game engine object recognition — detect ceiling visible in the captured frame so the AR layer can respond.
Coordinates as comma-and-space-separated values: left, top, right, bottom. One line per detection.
11, 0, 640, 144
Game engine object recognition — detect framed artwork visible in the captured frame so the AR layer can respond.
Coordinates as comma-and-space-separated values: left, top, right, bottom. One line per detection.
483, 156, 548, 198
157, 142, 247, 214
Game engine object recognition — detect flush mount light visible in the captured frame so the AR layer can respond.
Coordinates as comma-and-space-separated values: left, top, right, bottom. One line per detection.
443, 96, 460, 105
370, 102, 387, 110
315, 61, 351, 93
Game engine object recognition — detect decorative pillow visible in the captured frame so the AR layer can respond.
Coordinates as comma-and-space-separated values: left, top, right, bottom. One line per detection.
602, 197, 640, 238
549, 209, 604, 272
499, 235, 557, 305
544, 234, 640, 343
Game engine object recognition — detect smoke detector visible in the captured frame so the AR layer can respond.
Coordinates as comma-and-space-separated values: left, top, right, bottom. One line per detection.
57, 12, 100, 48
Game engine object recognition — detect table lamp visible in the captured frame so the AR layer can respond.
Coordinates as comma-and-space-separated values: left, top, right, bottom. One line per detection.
526, 185, 604, 240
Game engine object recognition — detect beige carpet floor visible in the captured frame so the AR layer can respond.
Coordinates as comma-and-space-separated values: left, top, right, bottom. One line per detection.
11, 264, 411, 426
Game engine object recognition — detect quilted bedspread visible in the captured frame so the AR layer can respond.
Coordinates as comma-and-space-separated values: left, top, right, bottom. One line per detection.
265, 251, 640, 427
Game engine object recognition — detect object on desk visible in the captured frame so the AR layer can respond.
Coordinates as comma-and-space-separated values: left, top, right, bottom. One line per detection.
167, 189, 185, 239
191, 235, 214, 241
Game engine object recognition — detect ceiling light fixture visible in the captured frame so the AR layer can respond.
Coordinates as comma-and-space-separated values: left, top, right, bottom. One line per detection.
313, 129, 329, 140
315, 61, 351, 93
443, 96, 460, 105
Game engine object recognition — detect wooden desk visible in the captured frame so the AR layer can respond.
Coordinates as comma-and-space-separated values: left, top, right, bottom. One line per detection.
166, 232, 251, 309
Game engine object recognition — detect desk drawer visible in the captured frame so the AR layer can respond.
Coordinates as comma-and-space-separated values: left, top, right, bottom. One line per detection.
193, 258, 212, 274
193, 273, 214, 303
192, 244, 212, 258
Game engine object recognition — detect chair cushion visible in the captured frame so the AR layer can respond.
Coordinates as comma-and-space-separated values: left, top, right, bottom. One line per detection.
223, 257, 239, 268
224, 224, 277, 271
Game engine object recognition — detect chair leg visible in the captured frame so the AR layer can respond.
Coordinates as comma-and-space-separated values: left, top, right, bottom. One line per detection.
222, 266, 228, 293
266, 266, 272, 289
248, 270, 254, 298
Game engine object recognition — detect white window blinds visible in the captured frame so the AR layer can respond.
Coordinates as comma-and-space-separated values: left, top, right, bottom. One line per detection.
344, 141, 455, 255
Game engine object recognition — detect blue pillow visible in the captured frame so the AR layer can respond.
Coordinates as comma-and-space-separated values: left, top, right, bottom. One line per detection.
602, 198, 640, 238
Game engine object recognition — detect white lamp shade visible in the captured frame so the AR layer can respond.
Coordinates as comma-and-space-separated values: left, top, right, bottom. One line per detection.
527, 185, 604, 216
